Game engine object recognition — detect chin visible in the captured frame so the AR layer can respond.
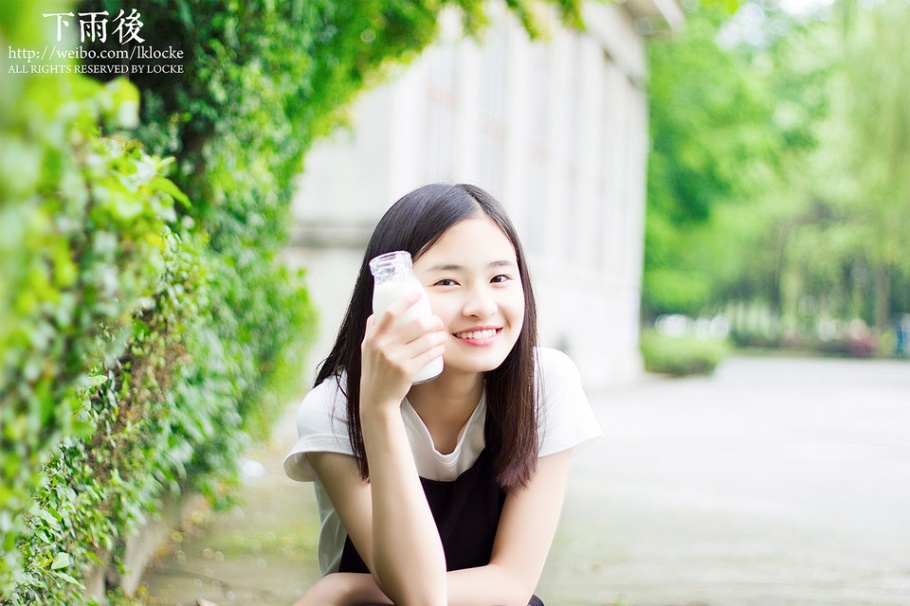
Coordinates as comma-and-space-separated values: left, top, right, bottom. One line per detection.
446, 350, 513, 375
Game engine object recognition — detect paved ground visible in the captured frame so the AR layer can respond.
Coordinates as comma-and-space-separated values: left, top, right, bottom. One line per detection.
141, 356, 910, 606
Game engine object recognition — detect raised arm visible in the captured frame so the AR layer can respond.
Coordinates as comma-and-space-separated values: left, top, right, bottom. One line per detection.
360, 403, 447, 604
327, 291, 448, 605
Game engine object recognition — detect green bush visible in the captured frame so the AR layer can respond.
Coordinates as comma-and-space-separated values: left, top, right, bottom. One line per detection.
640, 330, 730, 376
0, 2, 314, 601
8, 230, 217, 604
0, 11, 192, 589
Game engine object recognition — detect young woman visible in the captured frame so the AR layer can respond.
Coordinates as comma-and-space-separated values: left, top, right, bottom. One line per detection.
284, 183, 602, 605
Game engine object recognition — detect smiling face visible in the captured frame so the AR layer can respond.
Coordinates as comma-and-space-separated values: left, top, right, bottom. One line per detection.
412, 215, 526, 377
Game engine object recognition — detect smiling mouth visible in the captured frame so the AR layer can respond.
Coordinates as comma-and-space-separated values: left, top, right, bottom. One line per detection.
453, 328, 500, 341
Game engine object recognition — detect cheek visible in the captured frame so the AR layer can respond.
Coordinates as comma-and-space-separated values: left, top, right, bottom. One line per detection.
506, 291, 526, 331
426, 296, 455, 325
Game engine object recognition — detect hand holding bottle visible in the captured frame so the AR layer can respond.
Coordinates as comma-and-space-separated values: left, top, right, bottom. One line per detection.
360, 251, 446, 410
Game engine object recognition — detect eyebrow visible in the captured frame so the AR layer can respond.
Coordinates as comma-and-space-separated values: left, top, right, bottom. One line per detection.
427, 260, 517, 272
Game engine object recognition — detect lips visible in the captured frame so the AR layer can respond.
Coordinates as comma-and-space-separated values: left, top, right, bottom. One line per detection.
453, 327, 501, 346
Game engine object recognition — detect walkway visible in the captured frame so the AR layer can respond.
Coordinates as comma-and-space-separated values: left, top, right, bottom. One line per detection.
142, 356, 910, 605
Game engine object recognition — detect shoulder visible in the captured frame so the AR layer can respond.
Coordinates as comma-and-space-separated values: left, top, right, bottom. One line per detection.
536, 347, 583, 399
297, 376, 348, 425
284, 376, 354, 482
534, 347, 602, 456
537, 346, 580, 376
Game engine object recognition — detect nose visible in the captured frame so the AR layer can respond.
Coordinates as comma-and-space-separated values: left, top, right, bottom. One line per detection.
461, 284, 497, 319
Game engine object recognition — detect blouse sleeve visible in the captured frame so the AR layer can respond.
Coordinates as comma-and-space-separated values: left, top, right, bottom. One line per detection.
536, 348, 603, 457
283, 377, 355, 482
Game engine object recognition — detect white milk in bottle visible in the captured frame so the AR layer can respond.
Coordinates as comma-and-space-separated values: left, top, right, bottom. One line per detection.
369, 251, 443, 384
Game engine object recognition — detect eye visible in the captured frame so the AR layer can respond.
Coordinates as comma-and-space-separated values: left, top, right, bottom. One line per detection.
491, 274, 512, 284
433, 278, 459, 287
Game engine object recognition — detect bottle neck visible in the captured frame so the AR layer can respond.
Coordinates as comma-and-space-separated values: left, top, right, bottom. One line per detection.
370, 251, 415, 284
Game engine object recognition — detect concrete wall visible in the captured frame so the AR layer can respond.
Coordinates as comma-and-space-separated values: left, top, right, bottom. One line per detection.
287, 0, 681, 390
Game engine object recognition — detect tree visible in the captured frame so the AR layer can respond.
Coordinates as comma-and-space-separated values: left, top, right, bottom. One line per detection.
825, 0, 910, 333
644, 0, 910, 352
643, 2, 792, 318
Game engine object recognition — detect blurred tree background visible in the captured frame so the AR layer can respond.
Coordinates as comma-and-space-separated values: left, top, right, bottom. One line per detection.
644, 0, 910, 358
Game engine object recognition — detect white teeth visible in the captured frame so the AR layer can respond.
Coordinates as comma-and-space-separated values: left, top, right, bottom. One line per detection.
456, 329, 497, 340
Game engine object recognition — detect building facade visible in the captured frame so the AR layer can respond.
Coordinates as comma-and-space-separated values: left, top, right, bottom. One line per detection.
287, 0, 683, 390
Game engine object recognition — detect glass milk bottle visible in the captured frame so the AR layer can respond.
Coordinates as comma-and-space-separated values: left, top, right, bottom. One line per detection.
369, 251, 444, 384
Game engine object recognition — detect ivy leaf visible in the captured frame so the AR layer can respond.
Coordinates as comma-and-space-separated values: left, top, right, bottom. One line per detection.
33, 508, 59, 529
151, 177, 192, 209
70, 418, 96, 438
51, 552, 70, 570
49, 569, 85, 589
78, 373, 109, 390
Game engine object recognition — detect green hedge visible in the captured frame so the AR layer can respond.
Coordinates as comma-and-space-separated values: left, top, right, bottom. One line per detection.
640, 330, 730, 377
1, 5, 173, 585
2, 0, 583, 603
1, 2, 314, 602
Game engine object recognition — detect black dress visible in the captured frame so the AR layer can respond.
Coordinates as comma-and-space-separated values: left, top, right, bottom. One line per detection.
338, 448, 545, 606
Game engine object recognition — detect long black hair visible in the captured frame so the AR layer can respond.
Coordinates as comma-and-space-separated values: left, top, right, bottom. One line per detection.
315, 183, 540, 490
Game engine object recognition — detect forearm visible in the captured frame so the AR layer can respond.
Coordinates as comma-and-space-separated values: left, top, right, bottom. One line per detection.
303, 567, 532, 606
443, 451, 573, 606
446, 563, 537, 606
293, 573, 392, 606
361, 407, 447, 605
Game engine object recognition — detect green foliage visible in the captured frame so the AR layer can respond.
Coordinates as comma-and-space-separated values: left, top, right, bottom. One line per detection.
645, 2, 829, 319
814, 0, 910, 331
644, 0, 909, 353
7, 231, 225, 605
1, 1, 315, 602
643, 3, 790, 317
0, 36, 188, 594
1, 7, 304, 605
640, 330, 730, 376
716, 0, 910, 344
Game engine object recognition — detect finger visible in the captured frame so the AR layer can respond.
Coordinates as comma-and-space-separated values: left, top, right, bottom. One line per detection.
375, 290, 423, 327
411, 343, 445, 368
361, 315, 379, 345
397, 314, 445, 343
399, 328, 447, 361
